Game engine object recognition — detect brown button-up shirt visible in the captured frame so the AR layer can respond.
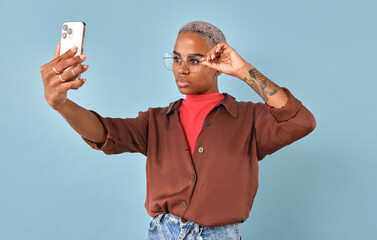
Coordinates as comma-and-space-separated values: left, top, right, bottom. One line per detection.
83, 87, 316, 227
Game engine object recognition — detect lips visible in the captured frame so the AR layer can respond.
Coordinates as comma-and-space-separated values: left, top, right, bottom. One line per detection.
176, 78, 191, 87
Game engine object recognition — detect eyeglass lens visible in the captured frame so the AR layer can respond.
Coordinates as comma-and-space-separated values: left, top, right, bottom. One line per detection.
164, 54, 202, 72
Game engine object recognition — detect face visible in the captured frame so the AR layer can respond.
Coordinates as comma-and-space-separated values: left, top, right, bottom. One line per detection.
172, 32, 219, 95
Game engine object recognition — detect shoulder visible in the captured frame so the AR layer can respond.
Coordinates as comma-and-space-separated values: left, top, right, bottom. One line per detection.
222, 92, 266, 112
137, 98, 184, 119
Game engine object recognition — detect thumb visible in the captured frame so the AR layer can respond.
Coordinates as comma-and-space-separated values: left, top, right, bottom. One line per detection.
54, 42, 61, 59
202, 61, 221, 71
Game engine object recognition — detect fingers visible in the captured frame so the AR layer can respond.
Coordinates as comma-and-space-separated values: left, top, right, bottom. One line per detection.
200, 42, 228, 71
41, 45, 79, 76
53, 41, 61, 59
58, 78, 87, 92
52, 46, 79, 65
54, 54, 87, 73
202, 42, 229, 62
57, 64, 89, 84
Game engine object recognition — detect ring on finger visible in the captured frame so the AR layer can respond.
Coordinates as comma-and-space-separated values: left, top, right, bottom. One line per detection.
53, 66, 62, 74
71, 69, 76, 77
59, 75, 67, 82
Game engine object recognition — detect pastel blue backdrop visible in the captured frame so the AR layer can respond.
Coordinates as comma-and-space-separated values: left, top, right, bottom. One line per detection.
0, 0, 376, 239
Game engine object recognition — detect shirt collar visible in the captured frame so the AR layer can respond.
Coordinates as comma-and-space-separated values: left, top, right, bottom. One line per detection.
166, 93, 238, 118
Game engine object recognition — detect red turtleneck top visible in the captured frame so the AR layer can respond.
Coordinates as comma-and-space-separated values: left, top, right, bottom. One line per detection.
179, 92, 225, 156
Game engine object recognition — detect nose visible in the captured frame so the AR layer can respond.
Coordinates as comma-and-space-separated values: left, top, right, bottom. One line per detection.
177, 60, 189, 74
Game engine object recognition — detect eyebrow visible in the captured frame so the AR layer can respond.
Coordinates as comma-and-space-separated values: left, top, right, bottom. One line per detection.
173, 50, 204, 57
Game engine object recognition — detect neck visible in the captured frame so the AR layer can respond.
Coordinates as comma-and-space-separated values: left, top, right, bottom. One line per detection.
185, 92, 223, 102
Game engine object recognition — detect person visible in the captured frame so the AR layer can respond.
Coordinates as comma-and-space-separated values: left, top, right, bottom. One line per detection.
40, 21, 316, 240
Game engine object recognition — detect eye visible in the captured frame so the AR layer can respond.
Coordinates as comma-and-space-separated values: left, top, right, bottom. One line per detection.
190, 59, 200, 64
173, 56, 180, 62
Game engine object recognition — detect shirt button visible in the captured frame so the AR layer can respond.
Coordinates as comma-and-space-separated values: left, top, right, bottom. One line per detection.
206, 122, 211, 127
181, 201, 187, 207
198, 147, 204, 153
190, 174, 195, 181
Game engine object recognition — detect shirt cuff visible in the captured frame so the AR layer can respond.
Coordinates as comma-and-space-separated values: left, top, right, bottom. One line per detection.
268, 87, 303, 122
81, 110, 117, 152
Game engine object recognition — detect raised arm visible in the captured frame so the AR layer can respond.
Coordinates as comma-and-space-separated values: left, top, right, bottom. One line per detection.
237, 63, 288, 109
201, 42, 316, 160
201, 42, 288, 108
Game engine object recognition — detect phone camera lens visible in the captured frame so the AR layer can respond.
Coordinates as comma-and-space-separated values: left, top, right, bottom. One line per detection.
67, 28, 72, 35
62, 32, 67, 39
63, 24, 68, 31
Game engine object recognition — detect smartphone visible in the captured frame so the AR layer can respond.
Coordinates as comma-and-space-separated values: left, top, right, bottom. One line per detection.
59, 21, 86, 81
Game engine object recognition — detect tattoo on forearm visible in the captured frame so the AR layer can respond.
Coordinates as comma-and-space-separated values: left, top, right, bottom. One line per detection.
243, 68, 281, 102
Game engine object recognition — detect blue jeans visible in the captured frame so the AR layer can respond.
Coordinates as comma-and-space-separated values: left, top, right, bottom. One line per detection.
146, 213, 242, 240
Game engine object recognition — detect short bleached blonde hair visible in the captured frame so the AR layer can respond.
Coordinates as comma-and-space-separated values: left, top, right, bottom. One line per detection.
178, 21, 227, 49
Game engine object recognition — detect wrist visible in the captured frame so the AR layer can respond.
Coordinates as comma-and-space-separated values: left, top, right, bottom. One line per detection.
236, 62, 255, 80
53, 99, 70, 113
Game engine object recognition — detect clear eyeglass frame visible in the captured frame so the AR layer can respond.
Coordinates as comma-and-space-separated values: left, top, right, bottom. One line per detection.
163, 53, 203, 73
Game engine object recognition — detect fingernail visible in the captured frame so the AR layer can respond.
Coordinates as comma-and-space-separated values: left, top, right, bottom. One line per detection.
211, 54, 214, 60
83, 79, 86, 82
80, 54, 87, 60
83, 65, 89, 70
215, 48, 219, 53
71, 46, 78, 51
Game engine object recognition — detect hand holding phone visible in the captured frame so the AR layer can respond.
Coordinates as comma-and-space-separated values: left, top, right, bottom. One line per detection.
59, 21, 86, 81
40, 22, 88, 110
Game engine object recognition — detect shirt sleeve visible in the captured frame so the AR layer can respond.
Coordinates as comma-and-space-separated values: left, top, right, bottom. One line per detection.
254, 87, 316, 161
82, 109, 149, 156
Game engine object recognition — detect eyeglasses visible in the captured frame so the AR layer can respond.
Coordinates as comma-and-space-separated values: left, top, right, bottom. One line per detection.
163, 53, 203, 73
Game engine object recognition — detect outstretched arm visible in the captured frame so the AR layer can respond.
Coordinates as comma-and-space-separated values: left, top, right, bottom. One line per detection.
40, 42, 106, 144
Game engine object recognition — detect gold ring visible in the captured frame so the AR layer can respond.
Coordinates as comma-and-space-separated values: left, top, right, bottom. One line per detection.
71, 69, 76, 77
59, 75, 66, 82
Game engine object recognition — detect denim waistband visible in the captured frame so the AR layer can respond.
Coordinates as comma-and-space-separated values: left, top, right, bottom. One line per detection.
170, 213, 200, 231
148, 213, 241, 239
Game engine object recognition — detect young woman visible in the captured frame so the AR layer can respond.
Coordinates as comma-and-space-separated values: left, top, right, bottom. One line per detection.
40, 21, 316, 240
